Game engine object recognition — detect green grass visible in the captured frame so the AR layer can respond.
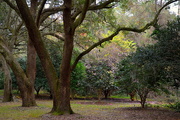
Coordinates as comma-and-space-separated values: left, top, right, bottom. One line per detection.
0, 101, 51, 120
0, 90, 3, 96
0, 99, 140, 120
110, 95, 130, 99
1, 99, 179, 120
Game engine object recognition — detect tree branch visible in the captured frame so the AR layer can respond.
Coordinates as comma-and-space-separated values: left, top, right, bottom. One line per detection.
40, 6, 65, 23
2, 0, 20, 15
39, 17, 59, 31
72, 0, 115, 20
36, 0, 47, 26
71, 0, 178, 70
72, 0, 90, 30
88, 0, 115, 10
43, 32, 65, 41
15, 0, 59, 92
0, 37, 31, 87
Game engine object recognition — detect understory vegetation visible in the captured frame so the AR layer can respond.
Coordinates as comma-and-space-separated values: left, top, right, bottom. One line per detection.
0, 0, 179, 118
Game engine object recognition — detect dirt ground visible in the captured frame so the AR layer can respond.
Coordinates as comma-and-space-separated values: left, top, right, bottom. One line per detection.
41, 99, 180, 120
0, 96, 180, 120
41, 107, 180, 120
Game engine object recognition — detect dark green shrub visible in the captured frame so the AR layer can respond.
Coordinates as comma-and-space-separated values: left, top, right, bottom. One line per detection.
167, 102, 180, 112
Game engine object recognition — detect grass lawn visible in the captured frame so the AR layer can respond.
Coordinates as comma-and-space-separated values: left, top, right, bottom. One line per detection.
0, 90, 3, 96
0, 98, 179, 120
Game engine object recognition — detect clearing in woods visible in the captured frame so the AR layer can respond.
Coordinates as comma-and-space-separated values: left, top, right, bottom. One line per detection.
0, 96, 179, 120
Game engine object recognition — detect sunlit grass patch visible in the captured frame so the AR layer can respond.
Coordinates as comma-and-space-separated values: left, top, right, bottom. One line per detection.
111, 95, 130, 99
0, 99, 177, 120
0, 101, 51, 120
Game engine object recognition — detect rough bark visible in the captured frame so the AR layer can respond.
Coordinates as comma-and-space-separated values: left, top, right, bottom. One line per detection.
15, 0, 59, 107
25, 38, 37, 104
0, 55, 13, 102
50, 0, 74, 114
0, 40, 36, 106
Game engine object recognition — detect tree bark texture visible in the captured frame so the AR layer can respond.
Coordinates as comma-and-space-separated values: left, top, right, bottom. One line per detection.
51, 0, 74, 114
0, 40, 36, 106
0, 55, 13, 102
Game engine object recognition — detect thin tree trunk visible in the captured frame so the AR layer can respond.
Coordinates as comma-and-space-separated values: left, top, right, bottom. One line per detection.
20, 84, 37, 107
138, 90, 149, 108
97, 89, 102, 101
104, 90, 110, 99
0, 55, 13, 102
129, 91, 136, 101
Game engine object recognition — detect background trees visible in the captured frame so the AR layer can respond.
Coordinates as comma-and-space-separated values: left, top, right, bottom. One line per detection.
116, 17, 180, 108
0, 0, 178, 115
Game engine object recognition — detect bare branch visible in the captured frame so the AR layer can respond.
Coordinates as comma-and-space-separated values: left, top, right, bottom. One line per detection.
40, 6, 65, 23
71, 0, 178, 70
43, 32, 65, 41
39, 17, 59, 31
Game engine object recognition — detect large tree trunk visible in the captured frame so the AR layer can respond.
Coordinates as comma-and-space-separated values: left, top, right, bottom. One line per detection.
26, 38, 37, 106
19, 83, 36, 107
51, 14, 74, 115
50, 0, 74, 114
0, 40, 36, 106
0, 55, 13, 102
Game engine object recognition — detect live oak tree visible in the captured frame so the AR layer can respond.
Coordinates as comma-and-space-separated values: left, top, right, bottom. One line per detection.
116, 17, 180, 108
0, 2, 23, 102
0, 0, 178, 115
0, 55, 13, 102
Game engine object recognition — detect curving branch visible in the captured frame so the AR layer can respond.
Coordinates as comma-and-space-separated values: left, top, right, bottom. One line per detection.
71, 0, 178, 70
15, 0, 59, 92
88, 0, 115, 10
0, 37, 31, 87
72, 0, 115, 20
3, 0, 20, 15
72, 0, 90, 30
43, 32, 65, 41
40, 6, 65, 23
36, 0, 47, 26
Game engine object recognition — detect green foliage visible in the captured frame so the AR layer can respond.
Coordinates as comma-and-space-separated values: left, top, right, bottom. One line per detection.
71, 62, 87, 96
84, 61, 117, 98
35, 57, 49, 94
0, 2, 7, 23
152, 17, 180, 89
35, 42, 62, 95
166, 102, 180, 112
116, 17, 180, 107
